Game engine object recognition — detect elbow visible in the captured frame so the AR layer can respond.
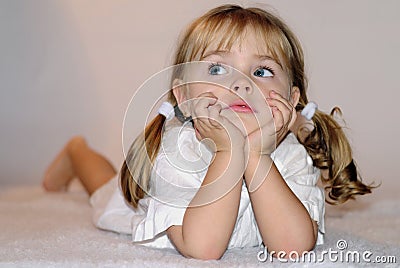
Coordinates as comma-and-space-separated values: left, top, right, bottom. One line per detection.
167, 225, 226, 260
184, 243, 225, 260
294, 235, 317, 253
268, 235, 317, 259
276, 221, 318, 258
285, 243, 315, 257
271, 240, 316, 259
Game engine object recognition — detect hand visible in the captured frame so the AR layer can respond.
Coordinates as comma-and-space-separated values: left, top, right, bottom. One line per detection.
189, 92, 245, 152
245, 104, 276, 156
245, 90, 297, 156
266, 90, 297, 145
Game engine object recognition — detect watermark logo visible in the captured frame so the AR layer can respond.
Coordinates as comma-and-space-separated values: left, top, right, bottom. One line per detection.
122, 61, 277, 207
336, 239, 348, 250
257, 239, 397, 264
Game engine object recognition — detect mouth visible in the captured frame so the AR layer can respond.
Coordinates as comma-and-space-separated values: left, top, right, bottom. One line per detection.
226, 100, 256, 113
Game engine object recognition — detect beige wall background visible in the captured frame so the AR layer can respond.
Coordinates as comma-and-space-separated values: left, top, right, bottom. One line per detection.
1, 0, 399, 198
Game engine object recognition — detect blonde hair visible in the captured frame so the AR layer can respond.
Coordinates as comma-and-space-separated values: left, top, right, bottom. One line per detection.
121, 4, 374, 208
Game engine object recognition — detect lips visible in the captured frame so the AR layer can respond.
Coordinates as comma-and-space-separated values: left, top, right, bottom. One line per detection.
227, 100, 255, 113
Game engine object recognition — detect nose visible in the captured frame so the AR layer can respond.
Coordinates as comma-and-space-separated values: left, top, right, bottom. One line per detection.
231, 78, 253, 95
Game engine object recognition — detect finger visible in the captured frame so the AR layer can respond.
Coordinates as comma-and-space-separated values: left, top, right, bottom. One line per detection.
271, 106, 284, 133
192, 93, 218, 120
266, 97, 290, 111
208, 104, 223, 128
191, 94, 220, 136
197, 91, 218, 99
267, 97, 293, 127
195, 125, 202, 139
195, 92, 218, 111
267, 99, 290, 126
192, 119, 204, 139
269, 90, 292, 111
268, 90, 294, 125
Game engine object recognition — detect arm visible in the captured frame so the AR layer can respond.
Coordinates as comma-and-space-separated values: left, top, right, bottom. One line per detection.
245, 154, 318, 256
167, 92, 246, 260
245, 90, 317, 255
168, 149, 244, 260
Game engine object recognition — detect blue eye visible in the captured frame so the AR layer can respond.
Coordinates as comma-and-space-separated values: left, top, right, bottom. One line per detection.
254, 67, 274, 77
209, 63, 227, 75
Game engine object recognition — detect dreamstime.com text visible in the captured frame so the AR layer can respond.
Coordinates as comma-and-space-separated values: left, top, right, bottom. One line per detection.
257, 239, 397, 264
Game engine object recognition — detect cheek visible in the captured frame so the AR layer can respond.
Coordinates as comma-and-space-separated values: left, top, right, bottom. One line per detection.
187, 83, 228, 99
275, 76, 292, 98
220, 109, 262, 135
188, 83, 210, 98
255, 80, 290, 99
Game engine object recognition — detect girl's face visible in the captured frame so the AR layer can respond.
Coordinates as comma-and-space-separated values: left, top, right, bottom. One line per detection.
174, 29, 299, 135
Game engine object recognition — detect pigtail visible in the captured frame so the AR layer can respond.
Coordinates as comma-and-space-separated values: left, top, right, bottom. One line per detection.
299, 106, 375, 205
120, 114, 166, 208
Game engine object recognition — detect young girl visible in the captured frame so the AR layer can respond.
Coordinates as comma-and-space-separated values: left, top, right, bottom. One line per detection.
42, 5, 374, 260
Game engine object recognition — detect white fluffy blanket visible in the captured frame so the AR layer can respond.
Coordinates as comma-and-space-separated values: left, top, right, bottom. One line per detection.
1, 182, 399, 267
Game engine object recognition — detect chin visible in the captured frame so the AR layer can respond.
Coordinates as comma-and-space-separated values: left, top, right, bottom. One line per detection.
221, 110, 259, 136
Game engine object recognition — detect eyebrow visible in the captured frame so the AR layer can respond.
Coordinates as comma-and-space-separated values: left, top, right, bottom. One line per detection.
201, 50, 230, 59
202, 50, 281, 66
202, 50, 273, 60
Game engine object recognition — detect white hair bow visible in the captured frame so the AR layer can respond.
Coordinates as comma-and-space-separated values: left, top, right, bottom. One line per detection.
158, 102, 175, 121
301, 101, 318, 121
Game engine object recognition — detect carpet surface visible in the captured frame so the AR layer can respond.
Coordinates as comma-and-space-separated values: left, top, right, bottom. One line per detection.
1, 182, 399, 267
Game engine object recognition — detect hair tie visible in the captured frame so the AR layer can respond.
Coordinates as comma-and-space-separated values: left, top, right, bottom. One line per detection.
301, 101, 318, 121
174, 105, 192, 123
158, 102, 175, 121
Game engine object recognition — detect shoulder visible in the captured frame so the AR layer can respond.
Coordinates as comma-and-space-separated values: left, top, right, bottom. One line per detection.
272, 132, 308, 162
161, 122, 197, 153
272, 133, 318, 182
158, 121, 213, 164
149, 122, 212, 192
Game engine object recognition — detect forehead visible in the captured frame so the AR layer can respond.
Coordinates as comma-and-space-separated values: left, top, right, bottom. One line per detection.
196, 22, 286, 68
202, 28, 271, 57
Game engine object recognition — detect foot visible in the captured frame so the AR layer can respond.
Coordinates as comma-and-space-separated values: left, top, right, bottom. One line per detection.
42, 136, 86, 191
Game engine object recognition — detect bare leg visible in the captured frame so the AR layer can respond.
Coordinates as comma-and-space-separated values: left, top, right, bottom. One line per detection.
42, 136, 117, 195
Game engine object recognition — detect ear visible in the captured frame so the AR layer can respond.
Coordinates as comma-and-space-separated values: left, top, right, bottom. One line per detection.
172, 78, 186, 104
290, 86, 300, 107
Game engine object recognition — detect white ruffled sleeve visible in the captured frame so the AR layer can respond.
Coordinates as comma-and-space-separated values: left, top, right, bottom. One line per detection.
271, 133, 325, 245
131, 125, 213, 248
